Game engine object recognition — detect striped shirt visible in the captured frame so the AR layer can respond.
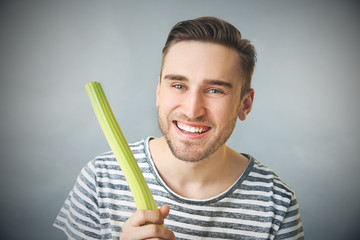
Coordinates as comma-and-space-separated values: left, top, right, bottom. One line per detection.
54, 137, 304, 239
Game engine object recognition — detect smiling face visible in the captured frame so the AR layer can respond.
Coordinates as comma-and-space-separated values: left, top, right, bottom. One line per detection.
157, 41, 252, 162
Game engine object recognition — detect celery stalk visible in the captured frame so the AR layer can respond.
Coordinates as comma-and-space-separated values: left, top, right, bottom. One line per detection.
85, 81, 158, 211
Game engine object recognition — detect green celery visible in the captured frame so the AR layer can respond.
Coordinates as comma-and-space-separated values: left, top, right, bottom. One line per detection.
85, 81, 158, 211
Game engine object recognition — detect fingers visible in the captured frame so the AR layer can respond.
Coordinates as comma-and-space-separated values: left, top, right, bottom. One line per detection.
125, 209, 165, 227
159, 205, 170, 219
121, 206, 175, 240
134, 223, 175, 240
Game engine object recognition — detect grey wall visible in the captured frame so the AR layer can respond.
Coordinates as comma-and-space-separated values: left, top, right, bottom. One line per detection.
1, 0, 359, 239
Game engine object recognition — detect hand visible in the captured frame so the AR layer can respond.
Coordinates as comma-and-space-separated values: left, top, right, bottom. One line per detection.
120, 205, 175, 240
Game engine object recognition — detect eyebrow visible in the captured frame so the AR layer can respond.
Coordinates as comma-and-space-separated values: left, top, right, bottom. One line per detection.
205, 79, 233, 89
163, 74, 233, 89
163, 74, 187, 81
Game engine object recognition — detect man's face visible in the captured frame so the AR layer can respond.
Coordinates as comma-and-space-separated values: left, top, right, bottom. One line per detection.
157, 41, 247, 162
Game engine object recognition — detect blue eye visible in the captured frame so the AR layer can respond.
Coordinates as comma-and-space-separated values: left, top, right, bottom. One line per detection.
209, 88, 224, 94
174, 84, 185, 90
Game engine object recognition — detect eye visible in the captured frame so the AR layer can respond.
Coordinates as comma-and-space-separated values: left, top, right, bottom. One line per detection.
208, 88, 224, 94
173, 83, 185, 90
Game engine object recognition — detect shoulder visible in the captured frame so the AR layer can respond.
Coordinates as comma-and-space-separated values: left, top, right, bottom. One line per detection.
86, 151, 119, 174
246, 158, 304, 239
87, 138, 148, 174
244, 156, 297, 207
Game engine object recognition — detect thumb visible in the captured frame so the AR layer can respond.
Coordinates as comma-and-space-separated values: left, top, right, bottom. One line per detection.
159, 205, 170, 219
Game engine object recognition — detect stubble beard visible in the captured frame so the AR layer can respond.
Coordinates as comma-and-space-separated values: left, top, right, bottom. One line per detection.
157, 111, 238, 163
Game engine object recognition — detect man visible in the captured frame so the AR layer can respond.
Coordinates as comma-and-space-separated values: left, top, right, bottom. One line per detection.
54, 17, 304, 239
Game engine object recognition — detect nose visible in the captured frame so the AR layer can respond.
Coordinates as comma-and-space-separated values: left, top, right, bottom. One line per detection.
182, 90, 206, 119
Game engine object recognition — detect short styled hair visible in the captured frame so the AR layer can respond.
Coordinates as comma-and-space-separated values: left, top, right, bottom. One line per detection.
161, 16, 256, 99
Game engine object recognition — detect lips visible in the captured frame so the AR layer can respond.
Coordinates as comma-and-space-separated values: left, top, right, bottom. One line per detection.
175, 121, 211, 134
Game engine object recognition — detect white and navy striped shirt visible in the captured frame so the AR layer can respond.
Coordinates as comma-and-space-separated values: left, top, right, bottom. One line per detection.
54, 137, 304, 239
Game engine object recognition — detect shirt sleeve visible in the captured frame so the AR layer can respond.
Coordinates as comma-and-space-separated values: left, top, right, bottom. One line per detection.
274, 193, 304, 239
54, 160, 102, 240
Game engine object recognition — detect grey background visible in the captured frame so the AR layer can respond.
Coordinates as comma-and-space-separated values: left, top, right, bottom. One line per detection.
1, 0, 359, 239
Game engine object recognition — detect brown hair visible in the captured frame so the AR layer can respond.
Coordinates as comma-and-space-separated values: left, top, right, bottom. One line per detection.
161, 16, 256, 99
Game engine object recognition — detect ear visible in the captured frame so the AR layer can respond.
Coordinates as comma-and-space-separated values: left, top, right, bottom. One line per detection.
238, 89, 255, 121
156, 76, 161, 107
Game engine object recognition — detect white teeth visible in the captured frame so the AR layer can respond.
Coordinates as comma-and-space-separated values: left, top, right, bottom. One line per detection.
176, 122, 209, 133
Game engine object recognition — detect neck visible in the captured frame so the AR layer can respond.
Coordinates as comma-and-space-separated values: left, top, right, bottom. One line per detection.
149, 137, 248, 199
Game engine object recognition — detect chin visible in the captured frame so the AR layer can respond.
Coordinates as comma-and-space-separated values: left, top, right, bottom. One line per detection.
166, 139, 215, 162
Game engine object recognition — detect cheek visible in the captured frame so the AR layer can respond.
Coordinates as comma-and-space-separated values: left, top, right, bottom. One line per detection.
211, 101, 240, 124
159, 90, 182, 108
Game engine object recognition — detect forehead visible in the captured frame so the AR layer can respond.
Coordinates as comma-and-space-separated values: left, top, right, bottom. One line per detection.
161, 41, 243, 82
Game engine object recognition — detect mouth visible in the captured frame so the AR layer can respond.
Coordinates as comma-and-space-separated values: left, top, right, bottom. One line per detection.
174, 121, 211, 134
